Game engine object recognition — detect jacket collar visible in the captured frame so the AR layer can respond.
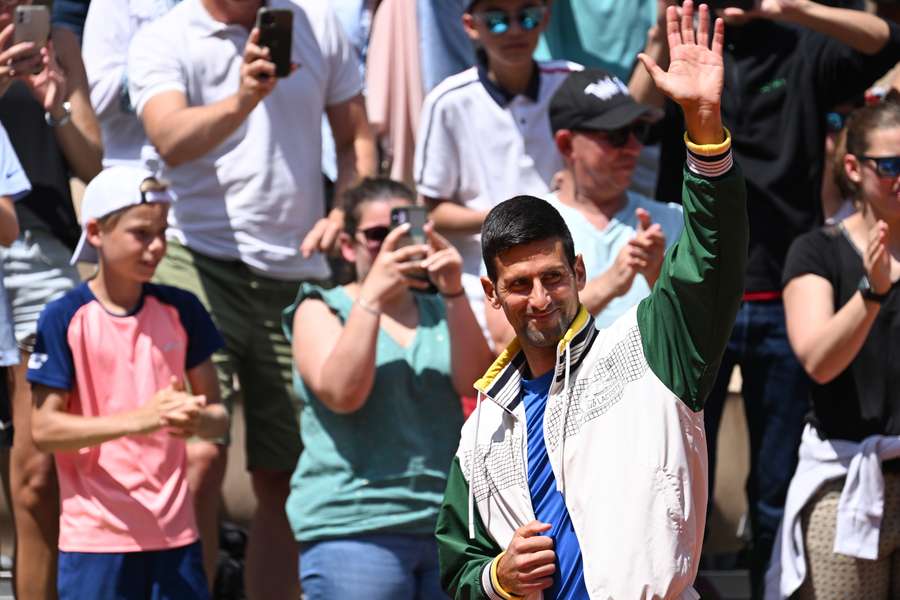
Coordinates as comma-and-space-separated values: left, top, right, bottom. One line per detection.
474, 305, 596, 412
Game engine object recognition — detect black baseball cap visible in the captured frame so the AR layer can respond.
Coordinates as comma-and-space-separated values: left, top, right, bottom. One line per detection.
549, 69, 662, 134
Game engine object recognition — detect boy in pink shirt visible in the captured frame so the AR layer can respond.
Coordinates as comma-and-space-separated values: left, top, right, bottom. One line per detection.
26, 166, 228, 599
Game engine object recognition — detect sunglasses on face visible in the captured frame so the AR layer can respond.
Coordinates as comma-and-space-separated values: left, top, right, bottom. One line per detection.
857, 155, 900, 179
357, 225, 391, 244
589, 122, 652, 148
474, 5, 546, 36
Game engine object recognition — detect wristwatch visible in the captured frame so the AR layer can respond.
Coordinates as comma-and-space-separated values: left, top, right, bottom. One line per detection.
44, 101, 72, 128
858, 275, 890, 304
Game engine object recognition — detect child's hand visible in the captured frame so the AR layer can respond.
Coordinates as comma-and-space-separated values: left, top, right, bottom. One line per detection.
130, 376, 203, 435
162, 395, 208, 438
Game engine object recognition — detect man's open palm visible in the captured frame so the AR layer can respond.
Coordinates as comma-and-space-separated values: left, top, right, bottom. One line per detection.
639, 1, 724, 115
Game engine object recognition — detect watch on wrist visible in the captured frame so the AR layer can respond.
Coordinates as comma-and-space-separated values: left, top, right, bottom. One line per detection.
858, 275, 889, 305
44, 101, 72, 128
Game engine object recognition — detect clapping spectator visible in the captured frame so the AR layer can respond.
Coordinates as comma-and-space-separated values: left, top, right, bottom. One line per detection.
771, 99, 900, 600
284, 178, 492, 598
485, 68, 683, 348
0, 3, 102, 597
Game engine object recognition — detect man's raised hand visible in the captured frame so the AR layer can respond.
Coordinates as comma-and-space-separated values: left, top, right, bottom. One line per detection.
638, 1, 726, 144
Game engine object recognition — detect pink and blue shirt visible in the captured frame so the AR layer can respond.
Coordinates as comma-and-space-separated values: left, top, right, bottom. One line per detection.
27, 282, 223, 552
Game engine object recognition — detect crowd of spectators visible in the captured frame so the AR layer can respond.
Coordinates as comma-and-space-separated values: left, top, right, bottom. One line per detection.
0, 0, 898, 599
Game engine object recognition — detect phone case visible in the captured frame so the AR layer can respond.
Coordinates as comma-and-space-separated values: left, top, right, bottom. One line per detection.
256, 9, 293, 78
13, 6, 51, 48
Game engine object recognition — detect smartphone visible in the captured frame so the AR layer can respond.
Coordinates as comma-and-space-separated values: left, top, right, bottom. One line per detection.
255, 8, 293, 78
13, 5, 50, 48
390, 206, 438, 294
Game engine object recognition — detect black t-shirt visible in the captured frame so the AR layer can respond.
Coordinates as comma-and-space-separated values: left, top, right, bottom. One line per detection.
783, 226, 900, 442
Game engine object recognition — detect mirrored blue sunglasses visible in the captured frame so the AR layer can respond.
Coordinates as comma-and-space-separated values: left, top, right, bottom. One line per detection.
858, 155, 900, 179
475, 5, 546, 36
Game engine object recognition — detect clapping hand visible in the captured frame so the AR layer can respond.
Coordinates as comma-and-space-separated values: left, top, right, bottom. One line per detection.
865, 220, 892, 296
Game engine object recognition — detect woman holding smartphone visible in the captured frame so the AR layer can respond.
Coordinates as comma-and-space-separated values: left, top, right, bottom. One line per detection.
0, 2, 101, 598
774, 100, 900, 599
284, 178, 492, 598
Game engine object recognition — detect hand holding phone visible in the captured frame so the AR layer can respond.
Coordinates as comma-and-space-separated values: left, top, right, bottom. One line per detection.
8, 5, 49, 76
391, 206, 439, 294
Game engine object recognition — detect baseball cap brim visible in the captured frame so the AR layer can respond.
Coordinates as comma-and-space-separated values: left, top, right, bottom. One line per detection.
70, 234, 98, 266
575, 102, 663, 132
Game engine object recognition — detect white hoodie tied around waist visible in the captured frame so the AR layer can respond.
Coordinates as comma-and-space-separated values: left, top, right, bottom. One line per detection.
765, 424, 900, 600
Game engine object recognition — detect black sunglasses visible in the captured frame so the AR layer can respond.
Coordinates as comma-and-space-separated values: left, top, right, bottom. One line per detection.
474, 5, 546, 36
587, 122, 652, 148
856, 155, 900, 179
357, 225, 391, 244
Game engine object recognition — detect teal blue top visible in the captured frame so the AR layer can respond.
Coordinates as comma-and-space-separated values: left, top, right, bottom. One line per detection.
281, 284, 464, 543
534, 1, 656, 81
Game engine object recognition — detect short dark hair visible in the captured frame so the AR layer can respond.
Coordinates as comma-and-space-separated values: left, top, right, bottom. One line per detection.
481, 195, 576, 281
341, 177, 416, 234
844, 99, 900, 199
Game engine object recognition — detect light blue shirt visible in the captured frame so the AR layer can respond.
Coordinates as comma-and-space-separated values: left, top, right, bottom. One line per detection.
534, 1, 656, 82
548, 190, 683, 329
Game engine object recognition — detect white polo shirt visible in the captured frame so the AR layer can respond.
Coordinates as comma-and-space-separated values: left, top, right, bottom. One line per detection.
128, 0, 362, 280
414, 60, 582, 278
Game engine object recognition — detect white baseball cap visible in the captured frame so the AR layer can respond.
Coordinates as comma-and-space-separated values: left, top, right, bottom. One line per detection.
70, 166, 173, 265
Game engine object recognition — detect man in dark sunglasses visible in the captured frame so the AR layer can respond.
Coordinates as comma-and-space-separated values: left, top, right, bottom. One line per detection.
483, 67, 685, 348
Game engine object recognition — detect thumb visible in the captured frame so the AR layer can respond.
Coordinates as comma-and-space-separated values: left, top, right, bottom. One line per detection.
635, 208, 652, 233
381, 223, 409, 253
637, 53, 666, 88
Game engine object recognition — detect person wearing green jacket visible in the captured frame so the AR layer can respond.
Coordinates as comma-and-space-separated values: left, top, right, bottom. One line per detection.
435, 2, 748, 598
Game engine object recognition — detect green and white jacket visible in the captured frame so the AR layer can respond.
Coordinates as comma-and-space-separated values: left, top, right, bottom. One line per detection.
436, 138, 747, 600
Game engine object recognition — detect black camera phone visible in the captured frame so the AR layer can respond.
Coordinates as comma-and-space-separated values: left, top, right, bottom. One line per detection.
256, 8, 293, 78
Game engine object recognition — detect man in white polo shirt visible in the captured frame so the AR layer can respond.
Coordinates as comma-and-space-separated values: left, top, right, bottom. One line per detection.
128, 1, 376, 597
414, 0, 580, 340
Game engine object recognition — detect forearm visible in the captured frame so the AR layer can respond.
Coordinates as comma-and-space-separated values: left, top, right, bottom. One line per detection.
315, 304, 381, 413
782, 1, 891, 54
147, 93, 255, 168
333, 129, 377, 202
196, 404, 229, 439
428, 201, 488, 234
580, 271, 625, 316
638, 145, 748, 409
53, 101, 102, 181
0, 197, 19, 246
630, 27, 667, 109
445, 295, 493, 396
32, 409, 142, 453
792, 294, 879, 384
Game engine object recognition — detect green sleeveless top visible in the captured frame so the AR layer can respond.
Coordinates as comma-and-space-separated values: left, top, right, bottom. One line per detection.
281, 284, 465, 542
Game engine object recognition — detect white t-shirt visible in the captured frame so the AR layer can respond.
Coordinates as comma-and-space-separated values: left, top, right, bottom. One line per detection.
83, 0, 179, 167
128, 0, 362, 280
414, 61, 581, 278
547, 190, 684, 328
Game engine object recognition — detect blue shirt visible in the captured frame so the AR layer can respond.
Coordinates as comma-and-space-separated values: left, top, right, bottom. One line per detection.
522, 370, 589, 599
547, 191, 684, 329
